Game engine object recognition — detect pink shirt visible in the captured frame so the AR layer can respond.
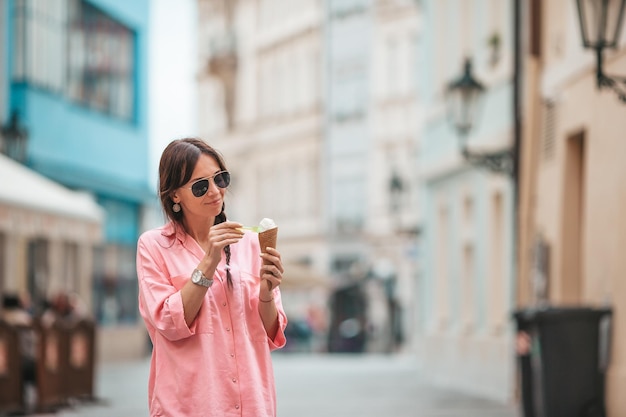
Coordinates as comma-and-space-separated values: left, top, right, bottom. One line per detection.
136, 222, 287, 417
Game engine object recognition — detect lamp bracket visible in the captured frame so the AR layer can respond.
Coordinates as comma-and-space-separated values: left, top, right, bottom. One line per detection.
461, 146, 513, 176
594, 46, 626, 103
598, 73, 626, 103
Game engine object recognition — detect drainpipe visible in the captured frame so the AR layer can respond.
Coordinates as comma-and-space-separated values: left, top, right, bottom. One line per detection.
512, 0, 521, 211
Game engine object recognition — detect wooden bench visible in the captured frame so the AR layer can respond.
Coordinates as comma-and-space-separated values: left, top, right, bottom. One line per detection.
0, 319, 24, 415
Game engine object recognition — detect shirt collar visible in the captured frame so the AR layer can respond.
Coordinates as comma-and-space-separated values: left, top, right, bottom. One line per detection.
160, 221, 187, 243
160, 221, 210, 262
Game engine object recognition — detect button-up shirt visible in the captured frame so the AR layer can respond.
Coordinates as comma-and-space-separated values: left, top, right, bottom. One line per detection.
136, 222, 287, 417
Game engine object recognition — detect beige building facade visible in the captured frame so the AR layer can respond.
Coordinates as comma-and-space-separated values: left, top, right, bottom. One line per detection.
196, 0, 422, 352
196, 0, 330, 332
517, 1, 626, 415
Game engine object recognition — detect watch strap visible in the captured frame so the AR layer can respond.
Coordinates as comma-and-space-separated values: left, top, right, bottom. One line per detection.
192, 269, 213, 288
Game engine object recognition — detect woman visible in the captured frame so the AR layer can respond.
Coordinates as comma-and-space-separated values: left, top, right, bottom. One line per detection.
136, 138, 287, 417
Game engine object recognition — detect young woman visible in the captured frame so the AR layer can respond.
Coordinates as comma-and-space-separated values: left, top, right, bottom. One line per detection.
136, 138, 287, 416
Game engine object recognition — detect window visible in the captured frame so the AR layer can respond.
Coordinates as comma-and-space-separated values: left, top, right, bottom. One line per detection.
386, 37, 398, 96
62, 242, 79, 291
12, 0, 66, 90
461, 243, 475, 333
489, 191, 505, 331
12, 0, 136, 120
27, 238, 49, 313
0, 233, 5, 293
435, 203, 450, 329
66, 0, 135, 119
434, 0, 451, 93
530, 0, 542, 57
93, 244, 138, 325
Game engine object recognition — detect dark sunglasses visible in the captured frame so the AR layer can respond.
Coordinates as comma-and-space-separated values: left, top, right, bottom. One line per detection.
185, 171, 230, 197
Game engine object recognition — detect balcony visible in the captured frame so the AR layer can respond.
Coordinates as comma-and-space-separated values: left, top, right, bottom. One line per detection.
207, 32, 238, 78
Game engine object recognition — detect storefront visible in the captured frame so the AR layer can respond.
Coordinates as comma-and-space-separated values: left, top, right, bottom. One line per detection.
0, 153, 103, 315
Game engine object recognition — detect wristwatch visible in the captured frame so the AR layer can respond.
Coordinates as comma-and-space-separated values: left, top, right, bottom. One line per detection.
191, 269, 213, 288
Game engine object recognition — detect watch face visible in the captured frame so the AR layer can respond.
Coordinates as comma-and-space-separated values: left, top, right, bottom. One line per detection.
192, 269, 212, 287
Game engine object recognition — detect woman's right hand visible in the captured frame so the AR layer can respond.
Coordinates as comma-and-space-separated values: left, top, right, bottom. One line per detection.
204, 221, 244, 265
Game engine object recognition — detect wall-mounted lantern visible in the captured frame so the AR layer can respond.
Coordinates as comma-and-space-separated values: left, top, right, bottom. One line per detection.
576, 0, 626, 102
388, 169, 404, 215
1, 110, 29, 163
446, 58, 513, 175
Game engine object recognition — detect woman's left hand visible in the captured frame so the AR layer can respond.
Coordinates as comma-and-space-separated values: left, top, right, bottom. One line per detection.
260, 247, 284, 291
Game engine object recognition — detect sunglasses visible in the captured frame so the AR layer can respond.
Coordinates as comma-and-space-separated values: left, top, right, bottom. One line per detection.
185, 171, 230, 197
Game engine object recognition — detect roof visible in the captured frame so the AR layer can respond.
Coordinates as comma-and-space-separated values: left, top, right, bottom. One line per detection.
0, 153, 104, 223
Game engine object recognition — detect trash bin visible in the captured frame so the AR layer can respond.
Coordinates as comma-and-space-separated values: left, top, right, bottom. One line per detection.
513, 306, 612, 417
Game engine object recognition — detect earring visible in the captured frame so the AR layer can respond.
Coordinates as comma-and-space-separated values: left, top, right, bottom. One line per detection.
172, 203, 181, 213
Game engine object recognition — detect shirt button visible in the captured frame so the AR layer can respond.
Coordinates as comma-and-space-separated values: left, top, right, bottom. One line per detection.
235, 405, 240, 410
232, 377, 237, 383
226, 327, 231, 331
230, 353, 235, 357
222, 302, 227, 306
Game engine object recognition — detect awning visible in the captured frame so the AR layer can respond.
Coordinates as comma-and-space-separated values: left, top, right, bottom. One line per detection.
0, 153, 104, 222
32, 159, 156, 204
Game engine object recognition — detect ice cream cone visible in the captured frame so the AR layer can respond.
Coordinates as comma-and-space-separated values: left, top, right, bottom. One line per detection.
258, 227, 278, 258
258, 227, 278, 290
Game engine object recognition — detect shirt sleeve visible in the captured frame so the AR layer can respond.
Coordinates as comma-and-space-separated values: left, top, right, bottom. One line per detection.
267, 286, 288, 351
136, 234, 196, 341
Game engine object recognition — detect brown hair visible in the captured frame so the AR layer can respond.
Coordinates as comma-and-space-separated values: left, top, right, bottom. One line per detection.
158, 138, 233, 286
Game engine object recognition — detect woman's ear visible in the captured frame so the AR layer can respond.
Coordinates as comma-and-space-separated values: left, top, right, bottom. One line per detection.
171, 193, 180, 204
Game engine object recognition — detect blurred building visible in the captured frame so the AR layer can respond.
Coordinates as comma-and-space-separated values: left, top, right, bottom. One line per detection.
0, 154, 104, 318
414, 0, 516, 403
196, 0, 330, 344
517, 0, 626, 415
327, 0, 420, 353
196, 0, 421, 354
1, 0, 153, 361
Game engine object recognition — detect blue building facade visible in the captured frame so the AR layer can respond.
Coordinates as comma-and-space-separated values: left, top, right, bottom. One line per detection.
414, 0, 516, 402
2, 0, 152, 326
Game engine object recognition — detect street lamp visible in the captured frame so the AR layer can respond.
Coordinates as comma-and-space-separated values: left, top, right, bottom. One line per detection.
388, 169, 404, 216
1, 110, 29, 163
576, 0, 626, 102
446, 58, 513, 175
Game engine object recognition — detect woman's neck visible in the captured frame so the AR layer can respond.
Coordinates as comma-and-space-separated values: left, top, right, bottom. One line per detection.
183, 216, 215, 246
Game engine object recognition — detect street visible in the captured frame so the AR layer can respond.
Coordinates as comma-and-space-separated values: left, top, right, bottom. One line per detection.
46, 353, 520, 417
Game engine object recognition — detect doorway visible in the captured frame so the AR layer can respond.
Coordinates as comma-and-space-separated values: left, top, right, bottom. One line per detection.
559, 130, 585, 303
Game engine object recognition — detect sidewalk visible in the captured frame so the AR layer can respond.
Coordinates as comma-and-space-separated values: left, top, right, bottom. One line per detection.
27, 354, 519, 417
50, 358, 149, 417
274, 354, 520, 417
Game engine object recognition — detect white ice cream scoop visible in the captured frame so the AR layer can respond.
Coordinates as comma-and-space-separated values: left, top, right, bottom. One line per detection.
258, 217, 277, 232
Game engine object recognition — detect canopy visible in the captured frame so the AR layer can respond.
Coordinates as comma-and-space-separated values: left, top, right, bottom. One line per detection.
0, 153, 104, 222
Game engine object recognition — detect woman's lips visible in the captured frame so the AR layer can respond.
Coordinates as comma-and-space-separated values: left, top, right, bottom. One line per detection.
206, 197, 221, 206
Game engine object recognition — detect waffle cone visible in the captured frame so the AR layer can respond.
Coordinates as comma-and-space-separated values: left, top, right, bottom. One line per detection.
258, 227, 278, 261
259, 227, 278, 291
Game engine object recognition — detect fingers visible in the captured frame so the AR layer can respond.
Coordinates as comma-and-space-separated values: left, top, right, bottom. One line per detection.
220, 221, 244, 229
213, 221, 244, 234
260, 248, 283, 288
210, 222, 244, 242
260, 248, 283, 273
205, 223, 244, 260
261, 267, 282, 289
261, 264, 282, 279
